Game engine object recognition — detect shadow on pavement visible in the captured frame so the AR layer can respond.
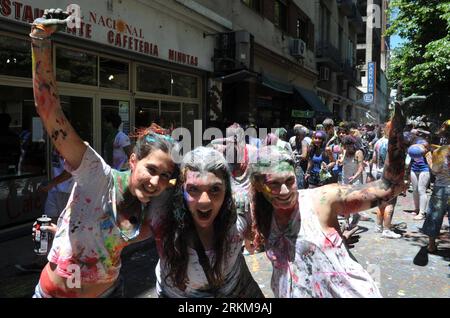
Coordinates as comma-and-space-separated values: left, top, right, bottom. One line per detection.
413, 246, 428, 266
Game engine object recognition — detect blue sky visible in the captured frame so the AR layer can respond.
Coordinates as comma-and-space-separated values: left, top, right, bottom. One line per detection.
389, 8, 405, 49
390, 34, 405, 49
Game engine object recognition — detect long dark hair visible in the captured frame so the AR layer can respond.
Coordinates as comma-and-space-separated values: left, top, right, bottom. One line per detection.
162, 147, 237, 291
249, 146, 295, 250
309, 130, 328, 159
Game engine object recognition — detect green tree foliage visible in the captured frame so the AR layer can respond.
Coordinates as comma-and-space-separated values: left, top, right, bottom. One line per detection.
386, 0, 450, 121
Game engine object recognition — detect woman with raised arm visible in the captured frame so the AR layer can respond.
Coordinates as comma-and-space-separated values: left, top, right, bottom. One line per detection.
249, 101, 407, 297
30, 9, 179, 298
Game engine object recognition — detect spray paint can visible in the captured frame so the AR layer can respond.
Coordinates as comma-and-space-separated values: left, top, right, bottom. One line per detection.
34, 214, 53, 255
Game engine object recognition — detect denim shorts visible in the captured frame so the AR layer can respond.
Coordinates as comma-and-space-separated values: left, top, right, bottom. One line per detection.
421, 185, 450, 238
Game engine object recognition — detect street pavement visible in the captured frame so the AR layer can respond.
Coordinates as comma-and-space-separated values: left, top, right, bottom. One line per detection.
0, 190, 448, 298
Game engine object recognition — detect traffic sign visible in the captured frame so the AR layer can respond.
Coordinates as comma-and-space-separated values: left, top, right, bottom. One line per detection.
364, 93, 374, 103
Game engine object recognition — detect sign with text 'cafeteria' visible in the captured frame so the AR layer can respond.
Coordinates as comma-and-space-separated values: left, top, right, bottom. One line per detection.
0, 0, 213, 71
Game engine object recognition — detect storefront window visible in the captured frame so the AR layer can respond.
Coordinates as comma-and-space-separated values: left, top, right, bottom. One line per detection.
182, 103, 199, 136
101, 99, 130, 167
0, 86, 47, 228
160, 101, 181, 130
172, 73, 198, 98
56, 47, 97, 85
0, 35, 31, 78
137, 66, 171, 95
100, 58, 129, 90
59, 96, 93, 145
135, 99, 159, 129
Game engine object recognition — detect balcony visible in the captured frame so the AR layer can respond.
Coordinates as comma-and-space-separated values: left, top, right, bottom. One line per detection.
349, 4, 364, 33
316, 41, 342, 71
337, 0, 353, 16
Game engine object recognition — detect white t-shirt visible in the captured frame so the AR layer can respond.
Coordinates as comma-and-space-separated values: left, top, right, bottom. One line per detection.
113, 131, 131, 170
48, 146, 166, 284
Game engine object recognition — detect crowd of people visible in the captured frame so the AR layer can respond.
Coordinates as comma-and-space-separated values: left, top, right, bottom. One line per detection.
21, 9, 449, 298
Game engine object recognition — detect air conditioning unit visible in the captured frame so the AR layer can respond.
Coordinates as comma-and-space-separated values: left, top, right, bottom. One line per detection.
214, 30, 254, 74
319, 66, 330, 81
290, 38, 306, 58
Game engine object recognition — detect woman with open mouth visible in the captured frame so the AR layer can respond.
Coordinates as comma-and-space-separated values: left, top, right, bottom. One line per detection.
30, 9, 179, 298
249, 101, 408, 297
155, 147, 264, 297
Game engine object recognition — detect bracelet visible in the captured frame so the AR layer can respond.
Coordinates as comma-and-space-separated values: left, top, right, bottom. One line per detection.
29, 32, 50, 41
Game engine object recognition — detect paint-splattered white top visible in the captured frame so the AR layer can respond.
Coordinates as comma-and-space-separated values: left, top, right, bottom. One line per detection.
47, 146, 167, 284
267, 189, 382, 298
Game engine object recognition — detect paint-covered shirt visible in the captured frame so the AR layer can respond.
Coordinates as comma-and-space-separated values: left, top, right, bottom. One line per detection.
47, 146, 165, 285
432, 145, 450, 187
266, 189, 381, 298
154, 208, 262, 298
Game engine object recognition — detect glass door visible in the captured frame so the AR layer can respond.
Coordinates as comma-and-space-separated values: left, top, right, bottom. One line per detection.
100, 98, 131, 170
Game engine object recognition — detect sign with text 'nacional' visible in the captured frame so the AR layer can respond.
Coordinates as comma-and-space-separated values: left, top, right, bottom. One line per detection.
0, 0, 213, 71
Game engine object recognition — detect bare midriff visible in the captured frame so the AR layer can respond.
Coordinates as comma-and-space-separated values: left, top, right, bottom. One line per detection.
39, 263, 115, 298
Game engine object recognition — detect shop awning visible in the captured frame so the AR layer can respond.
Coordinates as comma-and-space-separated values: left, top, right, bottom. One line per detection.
215, 69, 258, 83
261, 73, 293, 94
294, 86, 332, 115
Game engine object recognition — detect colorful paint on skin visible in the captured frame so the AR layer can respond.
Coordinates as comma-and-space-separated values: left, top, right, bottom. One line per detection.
32, 40, 58, 121
128, 149, 175, 203
183, 170, 226, 230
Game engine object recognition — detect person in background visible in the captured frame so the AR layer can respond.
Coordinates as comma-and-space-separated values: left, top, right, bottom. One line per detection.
273, 128, 293, 153
370, 122, 402, 239
104, 113, 133, 171
408, 139, 432, 220
337, 135, 365, 236
421, 120, 450, 253
323, 118, 335, 145
305, 131, 335, 188
289, 124, 309, 190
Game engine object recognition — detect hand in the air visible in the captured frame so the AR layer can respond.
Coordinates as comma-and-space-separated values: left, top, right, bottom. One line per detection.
31, 8, 72, 39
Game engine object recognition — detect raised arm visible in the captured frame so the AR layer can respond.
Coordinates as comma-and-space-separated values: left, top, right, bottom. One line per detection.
31, 9, 86, 169
319, 101, 406, 217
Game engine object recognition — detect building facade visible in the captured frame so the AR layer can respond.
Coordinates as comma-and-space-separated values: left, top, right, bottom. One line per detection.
0, 0, 223, 230
314, 0, 363, 123
356, 0, 390, 123
197, 0, 332, 131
